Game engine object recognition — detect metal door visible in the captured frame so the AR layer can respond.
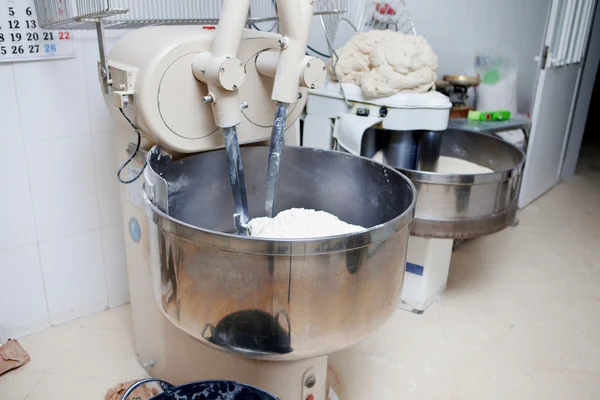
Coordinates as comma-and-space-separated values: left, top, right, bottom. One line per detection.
519, 0, 597, 207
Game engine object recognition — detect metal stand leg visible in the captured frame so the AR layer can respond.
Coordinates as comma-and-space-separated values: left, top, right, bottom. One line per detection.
415, 131, 443, 172
384, 131, 418, 169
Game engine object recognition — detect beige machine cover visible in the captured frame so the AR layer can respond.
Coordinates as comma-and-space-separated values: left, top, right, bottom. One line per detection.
107, 27, 308, 154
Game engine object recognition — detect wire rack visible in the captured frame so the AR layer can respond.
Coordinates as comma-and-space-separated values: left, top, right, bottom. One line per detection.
34, 0, 347, 29
316, 1, 416, 107
357, 0, 416, 34
320, 0, 415, 48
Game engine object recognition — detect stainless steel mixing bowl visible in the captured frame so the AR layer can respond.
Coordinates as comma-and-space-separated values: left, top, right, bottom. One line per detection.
395, 130, 525, 239
143, 146, 416, 361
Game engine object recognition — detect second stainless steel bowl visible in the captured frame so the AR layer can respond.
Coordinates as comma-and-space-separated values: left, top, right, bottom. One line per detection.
396, 130, 525, 238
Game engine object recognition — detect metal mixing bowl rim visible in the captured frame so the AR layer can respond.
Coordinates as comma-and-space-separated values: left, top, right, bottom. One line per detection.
398, 132, 525, 185
410, 200, 519, 239
143, 151, 417, 256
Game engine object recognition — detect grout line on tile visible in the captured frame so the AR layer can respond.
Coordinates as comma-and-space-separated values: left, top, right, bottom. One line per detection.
11, 62, 52, 330
81, 33, 99, 136
88, 136, 112, 307
37, 226, 104, 245
23, 132, 95, 146
33, 242, 53, 330
22, 371, 46, 400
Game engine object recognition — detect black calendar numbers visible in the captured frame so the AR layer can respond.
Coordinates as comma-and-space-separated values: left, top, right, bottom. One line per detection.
1, 1, 75, 62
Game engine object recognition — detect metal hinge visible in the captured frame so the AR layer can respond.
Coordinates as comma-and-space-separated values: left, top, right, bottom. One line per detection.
540, 45, 549, 70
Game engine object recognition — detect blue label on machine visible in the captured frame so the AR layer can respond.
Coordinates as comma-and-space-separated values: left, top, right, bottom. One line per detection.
405, 262, 424, 276
129, 217, 141, 243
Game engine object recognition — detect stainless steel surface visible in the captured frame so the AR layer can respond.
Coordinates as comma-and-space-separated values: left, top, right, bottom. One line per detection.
382, 131, 443, 171
143, 148, 171, 213
34, 0, 347, 29
143, 146, 416, 360
415, 131, 443, 172
383, 131, 417, 170
443, 75, 481, 87
265, 102, 289, 218
395, 130, 525, 239
222, 127, 249, 234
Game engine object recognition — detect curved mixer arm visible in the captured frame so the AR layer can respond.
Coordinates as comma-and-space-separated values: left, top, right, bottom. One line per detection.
192, 0, 250, 128
192, 0, 252, 234
192, 0, 326, 127
272, 0, 317, 104
192, 0, 328, 224
264, 0, 327, 217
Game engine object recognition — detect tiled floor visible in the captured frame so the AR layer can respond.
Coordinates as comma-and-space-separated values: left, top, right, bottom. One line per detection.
329, 145, 600, 399
2, 150, 600, 399
0, 307, 147, 400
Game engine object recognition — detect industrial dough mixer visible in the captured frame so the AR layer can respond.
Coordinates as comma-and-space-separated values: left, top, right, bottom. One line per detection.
35, 1, 416, 399
303, 0, 525, 312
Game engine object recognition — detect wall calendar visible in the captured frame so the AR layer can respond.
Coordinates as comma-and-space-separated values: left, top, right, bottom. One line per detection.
1, 0, 75, 63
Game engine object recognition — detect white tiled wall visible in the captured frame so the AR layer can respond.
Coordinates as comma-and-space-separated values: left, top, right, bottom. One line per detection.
0, 31, 129, 341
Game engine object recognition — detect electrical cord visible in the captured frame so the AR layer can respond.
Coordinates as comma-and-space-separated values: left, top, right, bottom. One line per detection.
249, 0, 278, 32
307, 44, 331, 58
117, 107, 147, 184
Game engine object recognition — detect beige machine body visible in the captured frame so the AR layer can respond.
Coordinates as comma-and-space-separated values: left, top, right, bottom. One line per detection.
108, 15, 330, 398
107, 26, 309, 154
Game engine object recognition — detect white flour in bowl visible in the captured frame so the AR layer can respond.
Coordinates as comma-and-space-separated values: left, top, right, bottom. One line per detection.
436, 156, 494, 174
248, 208, 365, 239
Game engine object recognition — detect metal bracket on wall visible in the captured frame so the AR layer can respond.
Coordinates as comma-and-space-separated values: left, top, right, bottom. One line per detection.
96, 20, 112, 94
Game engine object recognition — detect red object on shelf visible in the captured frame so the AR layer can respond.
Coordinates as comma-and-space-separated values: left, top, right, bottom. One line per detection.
202, 26, 217, 30
306, 396, 314, 400
375, 3, 397, 15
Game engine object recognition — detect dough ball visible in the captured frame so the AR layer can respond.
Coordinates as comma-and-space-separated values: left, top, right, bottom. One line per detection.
329, 30, 438, 98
